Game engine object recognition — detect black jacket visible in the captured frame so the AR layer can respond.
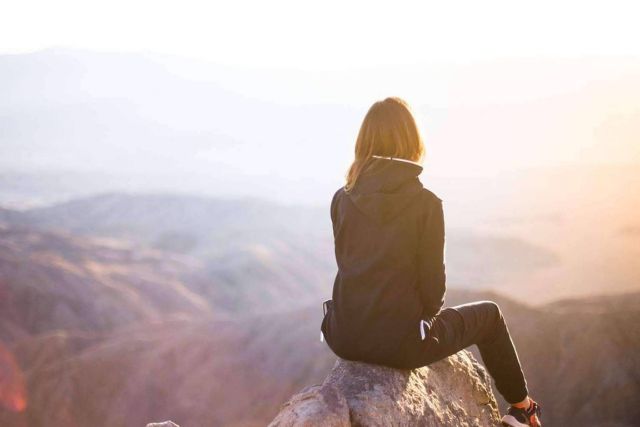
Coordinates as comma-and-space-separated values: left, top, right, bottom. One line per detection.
320, 156, 446, 367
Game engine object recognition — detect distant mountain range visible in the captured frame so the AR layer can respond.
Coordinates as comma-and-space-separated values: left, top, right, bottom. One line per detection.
0, 192, 638, 425
0, 220, 637, 425
1, 192, 573, 302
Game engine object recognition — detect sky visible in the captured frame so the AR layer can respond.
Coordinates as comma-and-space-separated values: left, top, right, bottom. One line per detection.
1, 1, 639, 207
2, 1, 640, 69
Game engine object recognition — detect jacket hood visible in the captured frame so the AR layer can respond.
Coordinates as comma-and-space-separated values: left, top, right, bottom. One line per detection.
347, 157, 424, 225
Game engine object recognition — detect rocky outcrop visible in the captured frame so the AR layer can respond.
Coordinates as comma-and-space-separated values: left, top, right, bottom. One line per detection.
269, 350, 500, 427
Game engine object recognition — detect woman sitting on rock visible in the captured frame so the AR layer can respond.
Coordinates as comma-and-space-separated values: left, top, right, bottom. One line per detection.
320, 96, 542, 427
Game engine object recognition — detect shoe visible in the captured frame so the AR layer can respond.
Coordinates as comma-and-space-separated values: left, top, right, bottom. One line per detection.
500, 398, 542, 427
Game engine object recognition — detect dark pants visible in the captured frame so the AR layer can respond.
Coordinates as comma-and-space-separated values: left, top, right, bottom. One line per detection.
397, 300, 529, 404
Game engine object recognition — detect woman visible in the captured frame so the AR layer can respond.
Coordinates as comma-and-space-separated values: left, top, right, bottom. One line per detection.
320, 96, 542, 427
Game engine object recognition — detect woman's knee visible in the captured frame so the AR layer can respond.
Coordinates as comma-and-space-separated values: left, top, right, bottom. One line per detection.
481, 300, 505, 324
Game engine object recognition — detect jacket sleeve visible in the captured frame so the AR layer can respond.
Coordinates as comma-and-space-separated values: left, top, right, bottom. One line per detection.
416, 196, 446, 318
330, 188, 341, 236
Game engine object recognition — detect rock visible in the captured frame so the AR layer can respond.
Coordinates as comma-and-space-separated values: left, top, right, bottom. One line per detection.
146, 421, 180, 427
268, 350, 500, 427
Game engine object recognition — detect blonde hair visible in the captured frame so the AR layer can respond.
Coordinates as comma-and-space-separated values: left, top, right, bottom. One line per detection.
344, 96, 425, 193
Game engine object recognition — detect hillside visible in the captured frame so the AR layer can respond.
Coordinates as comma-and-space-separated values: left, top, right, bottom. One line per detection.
0, 225, 214, 343
0, 213, 638, 426
2, 192, 581, 303
3, 289, 638, 426
1, 308, 336, 427
447, 290, 640, 426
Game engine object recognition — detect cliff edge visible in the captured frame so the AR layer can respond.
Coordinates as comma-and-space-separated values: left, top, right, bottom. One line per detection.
268, 350, 500, 427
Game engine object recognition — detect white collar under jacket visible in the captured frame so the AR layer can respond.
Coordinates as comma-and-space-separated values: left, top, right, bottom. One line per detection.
371, 154, 423, 167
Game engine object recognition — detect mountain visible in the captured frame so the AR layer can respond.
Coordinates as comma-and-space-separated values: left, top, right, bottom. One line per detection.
0, 195, 336, 319
0, 224, 213, 343
8, 193, 330, 256
2, 307, 336, 427
0, 218, 638, 426
446, 290, 640, 426
4, 288, 639, 427
1, 192, 570, 303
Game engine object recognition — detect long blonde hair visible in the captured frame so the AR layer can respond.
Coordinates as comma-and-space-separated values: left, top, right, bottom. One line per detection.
344, 96, 425, 193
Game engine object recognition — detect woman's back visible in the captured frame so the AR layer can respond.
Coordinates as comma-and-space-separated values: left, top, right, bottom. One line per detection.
321, 156, 444, 367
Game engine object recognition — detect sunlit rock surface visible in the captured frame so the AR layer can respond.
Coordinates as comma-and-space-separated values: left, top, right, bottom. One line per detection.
269, 350, 500, 427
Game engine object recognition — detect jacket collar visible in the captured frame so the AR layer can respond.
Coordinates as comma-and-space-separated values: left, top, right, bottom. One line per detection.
354, 155, 424, 194
345, 156, 424, 225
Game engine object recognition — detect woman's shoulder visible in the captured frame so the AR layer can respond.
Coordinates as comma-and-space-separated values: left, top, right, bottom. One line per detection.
419, 186, 443, 204
331, 186, 345, 205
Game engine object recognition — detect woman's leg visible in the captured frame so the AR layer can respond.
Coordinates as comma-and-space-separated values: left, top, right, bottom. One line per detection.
422, 300, 529, 404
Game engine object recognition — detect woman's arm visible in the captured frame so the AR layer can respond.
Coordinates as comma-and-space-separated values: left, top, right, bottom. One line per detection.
330, 188, 342, 236
416, 196, 446, 318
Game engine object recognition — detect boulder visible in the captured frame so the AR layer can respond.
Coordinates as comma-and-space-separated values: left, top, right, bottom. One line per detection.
269, 350, 500, 426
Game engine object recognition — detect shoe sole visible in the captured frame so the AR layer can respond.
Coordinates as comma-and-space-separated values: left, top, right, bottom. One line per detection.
501, 414, 529, 427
